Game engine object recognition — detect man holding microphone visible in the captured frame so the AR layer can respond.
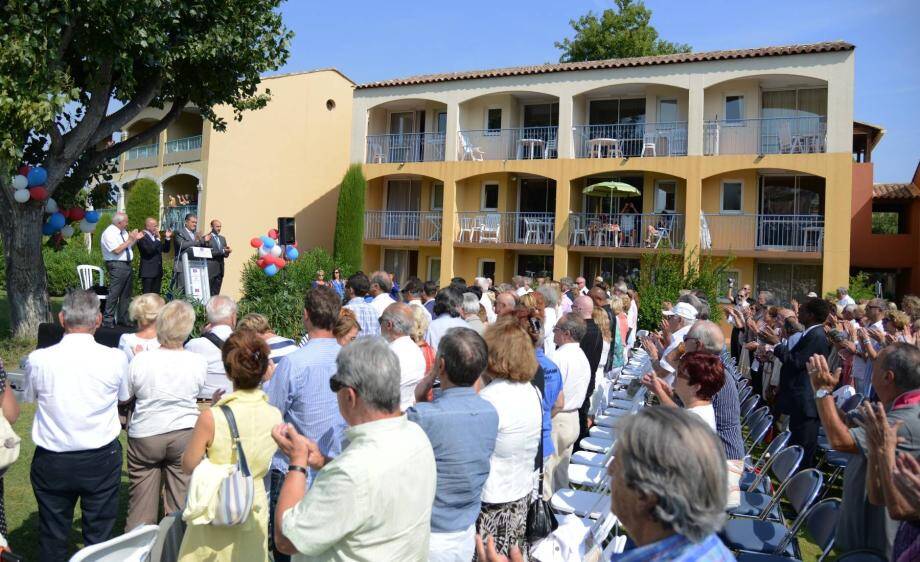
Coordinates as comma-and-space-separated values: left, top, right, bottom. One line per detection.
100, 212, 143, 327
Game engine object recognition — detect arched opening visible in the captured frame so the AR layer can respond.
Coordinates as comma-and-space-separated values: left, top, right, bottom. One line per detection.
165, 109, 204, 164
458, 91, 559, 161
161, 173, 199, 231
124, 118, 159, 170
573, 82, 690, 158
703, 74, 828, 155
366, 98, 448, 163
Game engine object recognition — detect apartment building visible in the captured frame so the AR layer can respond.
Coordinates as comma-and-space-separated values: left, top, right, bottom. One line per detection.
351, 41, 855, 304
100, 69, 355, 297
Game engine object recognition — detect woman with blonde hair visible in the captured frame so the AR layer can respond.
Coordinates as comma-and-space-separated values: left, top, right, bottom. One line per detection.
333, 308, 361, 346
237, 312, 297, 365
410, 303, 436, 374
119, 293, 166, 360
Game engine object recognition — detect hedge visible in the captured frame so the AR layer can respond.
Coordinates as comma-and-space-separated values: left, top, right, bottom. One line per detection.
333, 165, 365, 274
125, 178, 160, 232
636, 249, 731, 330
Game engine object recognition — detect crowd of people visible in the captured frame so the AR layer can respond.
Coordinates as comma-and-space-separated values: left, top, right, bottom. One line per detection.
4, 269, 920, 561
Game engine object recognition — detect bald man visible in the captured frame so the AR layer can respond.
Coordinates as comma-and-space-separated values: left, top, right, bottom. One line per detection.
573, 295, 603, 445
380, 302, 427, 410
494, 291, 518, 319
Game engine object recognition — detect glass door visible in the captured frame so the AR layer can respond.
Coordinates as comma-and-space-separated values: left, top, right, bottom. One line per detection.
518, 179, 556, 243
385, 180, 421, 238
389, 111, 416, 162
383, 249, 414, 287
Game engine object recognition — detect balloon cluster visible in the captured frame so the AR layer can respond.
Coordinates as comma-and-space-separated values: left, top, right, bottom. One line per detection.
11, 166, 101, 238
249, 228, 299, 276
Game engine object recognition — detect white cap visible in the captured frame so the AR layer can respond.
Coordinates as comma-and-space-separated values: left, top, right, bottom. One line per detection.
662, 302, 698, 322
806, 292, 818, 298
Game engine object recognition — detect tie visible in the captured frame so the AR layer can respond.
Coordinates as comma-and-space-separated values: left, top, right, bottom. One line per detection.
214, 234, 222, 251
121, 231, 132, 261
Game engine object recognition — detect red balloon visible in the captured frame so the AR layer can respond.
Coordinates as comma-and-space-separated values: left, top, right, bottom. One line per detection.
69, 207, 85, 221
17, 165, 30, 177
275, 259, 286, 270
292, 241, 298, 248
60, 208, 70, 220
257, 257, 268, 269
29, 187, 48, 201
250, 237, 262, 248
268, 228, 279, 239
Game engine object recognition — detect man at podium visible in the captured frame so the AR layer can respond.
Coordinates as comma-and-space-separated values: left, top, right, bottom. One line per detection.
172, 213, 212, 297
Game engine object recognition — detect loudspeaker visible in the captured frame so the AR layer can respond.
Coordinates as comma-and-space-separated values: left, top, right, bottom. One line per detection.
278, 217, 296, 246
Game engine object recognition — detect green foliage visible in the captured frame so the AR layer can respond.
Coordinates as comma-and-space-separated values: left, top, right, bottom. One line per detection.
826, 272, 876, 302
871, 211, 899, 234
238, 247, 335, 339
333, 165, 366, 274
555, 0, 691, 63
42, 240, 104, 296
124, 178, 160, 232
636, 249, 732, 330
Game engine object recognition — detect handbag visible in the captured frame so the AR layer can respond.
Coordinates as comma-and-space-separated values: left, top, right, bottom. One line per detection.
526, 385, 558, 543
211, 405, 255, 526
0, 414, 20, 479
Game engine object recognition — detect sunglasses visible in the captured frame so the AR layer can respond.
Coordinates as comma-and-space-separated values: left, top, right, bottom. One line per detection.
329, 377, 351, 393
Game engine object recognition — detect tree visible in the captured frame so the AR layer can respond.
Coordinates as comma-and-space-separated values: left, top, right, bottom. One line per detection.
124, 179, 160, 232
333, 165, 366, 275
0, 0, 291, 338
556, 0, 691, 63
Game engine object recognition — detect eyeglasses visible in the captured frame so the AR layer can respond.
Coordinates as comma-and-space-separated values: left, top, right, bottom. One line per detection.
329, 377, 352, 393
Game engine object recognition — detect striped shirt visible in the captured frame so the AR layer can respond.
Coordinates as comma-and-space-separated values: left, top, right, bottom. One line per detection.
345, 297, 381, 338
714, 353, 745, 460
266, 335, 298, 364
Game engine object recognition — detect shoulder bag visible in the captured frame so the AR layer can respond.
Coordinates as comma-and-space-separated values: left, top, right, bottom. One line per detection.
526, 383, 558, 543
212, 404, 255, 526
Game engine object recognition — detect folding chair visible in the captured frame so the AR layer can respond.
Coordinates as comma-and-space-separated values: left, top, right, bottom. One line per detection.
735, 498, 840, 562
745, 415, 774, 457
739, 395, 761, 423
551, 469, 612, 519
568, 447, 614, 488
740, 430, 791, 492
69, 525, 159, 561
731, 445, 804, 518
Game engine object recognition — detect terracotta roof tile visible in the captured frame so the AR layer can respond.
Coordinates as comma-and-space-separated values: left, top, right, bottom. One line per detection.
356, 41, 854, 89
873, 183, 920, 199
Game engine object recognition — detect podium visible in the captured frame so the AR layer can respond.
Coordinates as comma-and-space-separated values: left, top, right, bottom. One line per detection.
182, 247, 212, 304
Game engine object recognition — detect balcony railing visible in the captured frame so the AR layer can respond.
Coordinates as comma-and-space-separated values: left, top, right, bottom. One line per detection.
364, 210, 442, 242
701, 213, 824, 252
166, 134, 202, 153
574, 122, 688, 158
703, 116, 826, 156
162, 204, 198, 232
569, 212, 685, 249
458, 127, 558, 161
455, 212, 555, 245
126, 143, 158, 160
366, 133, 445, 164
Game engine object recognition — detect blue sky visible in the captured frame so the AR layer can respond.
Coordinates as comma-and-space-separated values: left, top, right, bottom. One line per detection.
277, 0, 919, 182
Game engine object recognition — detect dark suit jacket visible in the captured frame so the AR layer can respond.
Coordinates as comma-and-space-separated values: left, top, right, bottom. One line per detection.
173, 227, 204, 265
207, 233, 229, 278
776, 325, 831, 419
136, 232, 169, 278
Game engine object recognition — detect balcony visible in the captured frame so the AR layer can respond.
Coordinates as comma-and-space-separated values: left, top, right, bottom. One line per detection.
458, 127, 558, 161
364, 210, 442, 243
455, 212, 555, 245
124, 143, 158, 170
165, 134, 202, 165
703, 116, 826, 156
569, 212, 685, 250
702, 214, 824, 253
366, 133, 445, 164
162, 204, 197, 232
574, 122, 688, 158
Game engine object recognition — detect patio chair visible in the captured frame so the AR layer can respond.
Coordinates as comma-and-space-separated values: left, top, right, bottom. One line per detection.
777, 121, 804, 154
640, 132, 657, 157
458, 215, 480, 242
523, 217, 542, 244
367, 141, 385, 163
459, 132, 484, 161
570, 214, 588, 246
77, 265, 107, 305
544, 137, 558, 159
69, 524, 159, 561
480, 213, 501, 243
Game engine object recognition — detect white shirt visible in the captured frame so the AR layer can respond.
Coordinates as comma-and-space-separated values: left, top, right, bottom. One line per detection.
687, 404, 717, 432
184, 324, 234, 398
838, 295, 856, 308
515, 286, 531, 297
659, 324, 692, 376
389, 336, 426, 411
25, 333, 130, 452
127, 348, 207, 438
480, 293, 496, 324
408, 299, 432, 321
543, 307, 558, 354
370, 293, 396, 317
479, 379, 542, 503
100, 223, 131, 261
553, 342, 592, 411
118, 333, 160, 361
425, 314, 469, 352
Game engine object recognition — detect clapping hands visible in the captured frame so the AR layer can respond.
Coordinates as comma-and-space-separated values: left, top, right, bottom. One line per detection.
271, 423, 325, 470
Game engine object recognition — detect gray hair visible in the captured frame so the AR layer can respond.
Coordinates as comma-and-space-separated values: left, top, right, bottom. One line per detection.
474, 277, 491, 290
843, 304, 857, 315
614, 282, 628, 294
206, 295, 237, 325
335, 337, 400, 413
880, 343, 920, 391
61, 289, 101, 329
837, 287, 848, 296
556, 313, 586, 342
461, 292, 481, 315
615, 407, 727, 541
370, 270, 392, 292
687, 320, 725, 355
538, 285, 559, 307
156, 300, 196, 347
111, 212, 127, 225
559, 277, 573, 289
758, 290, 777, 306
380, 304, 413, 336
677, 293, 703, 315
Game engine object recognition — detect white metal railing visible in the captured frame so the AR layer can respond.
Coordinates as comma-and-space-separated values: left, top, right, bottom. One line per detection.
457, 127, 559, 161
703, 116, 826, 156
165, 134, 202, 153
701, 213, 824, 252
455, 212, 555, 245
574, 122, 688, 158
366, 133, 445, 164
569, 212, 684, 249
162, 205, 198, 231
364, 210, 442, 241
126, 143, 158, 160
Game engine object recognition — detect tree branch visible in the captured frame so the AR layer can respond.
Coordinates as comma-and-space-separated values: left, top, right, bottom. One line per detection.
90, 76, 163, 146
58, 58, 115, 163
92, 97, 188, 166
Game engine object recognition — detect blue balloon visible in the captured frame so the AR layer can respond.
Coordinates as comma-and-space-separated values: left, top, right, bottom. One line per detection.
263, 264, 278, 276
285, 247, 299, 261
27, 167, 48, 187
42, 222, 57, 236
84, 210, 100, 223
260, 236, 275, 248
49, 212, 66, 229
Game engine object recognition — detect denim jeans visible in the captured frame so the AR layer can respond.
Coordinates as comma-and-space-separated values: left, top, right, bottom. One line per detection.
268, 469, 291, 562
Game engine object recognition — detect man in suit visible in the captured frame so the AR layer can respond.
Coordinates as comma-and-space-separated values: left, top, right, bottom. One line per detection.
775, 297, 832, 467
172, 213, 209, 295
136, 217, 172, 294
206, 219, 231, 296
573, 295, 603, 447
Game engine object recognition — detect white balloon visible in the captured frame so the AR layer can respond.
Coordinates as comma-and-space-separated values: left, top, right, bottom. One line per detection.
11, 175, 28, 190
258, 246, 269, 257
13, 189, 30, 203
269, 245, 283, 257
79, 219, 95, 233
60, 225, 74, 238
45, 198, 58, 213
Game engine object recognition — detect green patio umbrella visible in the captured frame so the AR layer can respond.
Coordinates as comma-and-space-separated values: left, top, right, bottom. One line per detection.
583, 180, 641, 214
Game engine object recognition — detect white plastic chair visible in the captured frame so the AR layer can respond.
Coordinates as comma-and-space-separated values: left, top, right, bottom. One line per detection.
69, 524, 159, 562
641, 133, 657, 157
458, 215, 479, 242
523, 217, 541, 244
570, 214, 588, 246
77, 265, 107, 302
459, 132, 484, 161
368, 141, 385, 163
480, 214, 501, 243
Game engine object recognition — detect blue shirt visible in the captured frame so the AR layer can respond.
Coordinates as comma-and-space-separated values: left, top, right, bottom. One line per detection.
344, 297, 381, 338
267, 338, 346, 481
330, 279, 345, 298
406, 386, 498, 533
536, 348, 563, 457
612, 533, 736, 562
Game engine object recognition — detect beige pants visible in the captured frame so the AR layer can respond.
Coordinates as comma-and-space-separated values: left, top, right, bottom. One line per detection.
543, 411, 581, 499
126, 429, 193, 531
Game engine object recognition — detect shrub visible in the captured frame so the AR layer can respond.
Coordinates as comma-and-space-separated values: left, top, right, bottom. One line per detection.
333, 165, 365, 274
43, 240, 105, 296
238, 247, 335, 339
125, 178, 160, 232
825, 272, 877, 302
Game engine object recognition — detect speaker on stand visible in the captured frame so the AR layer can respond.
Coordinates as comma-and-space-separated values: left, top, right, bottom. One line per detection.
278, 217, 296, 246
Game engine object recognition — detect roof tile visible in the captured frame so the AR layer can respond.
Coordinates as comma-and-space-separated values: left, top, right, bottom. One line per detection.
873, 183, 920, 199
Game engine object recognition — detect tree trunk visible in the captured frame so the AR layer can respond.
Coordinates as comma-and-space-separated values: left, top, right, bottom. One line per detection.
0, 191, 52, 340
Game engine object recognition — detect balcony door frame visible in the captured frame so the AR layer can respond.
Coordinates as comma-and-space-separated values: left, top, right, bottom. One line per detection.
477, 259, 496, 282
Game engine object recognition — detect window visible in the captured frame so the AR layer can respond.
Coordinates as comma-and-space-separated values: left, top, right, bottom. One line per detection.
658, 99, 678, 123
478, 259, 496, 282
430, 183, 443, 210
516, 254, 553, 277
523, 103, 559, 127
654, 181, 677, 213
437, 112, 447, 134
725, 95, 744, 122
756, 263, 821, 307
428, 258, 441, 284
721, 181, 743, 213
482, 183, 499, 210
486, 108, 502, 131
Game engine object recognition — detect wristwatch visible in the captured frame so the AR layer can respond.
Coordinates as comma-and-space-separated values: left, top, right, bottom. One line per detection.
287, 464, 308, 475
815, 388, 832, 400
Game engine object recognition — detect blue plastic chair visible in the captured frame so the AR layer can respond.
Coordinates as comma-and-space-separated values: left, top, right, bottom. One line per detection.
739, 395, 761, 424
734, 498, 840, 562
738, 384, 753, 403
740, 431, 791, 492
744, 406, 770, 433
745, 415, 774, 457
720, 469, 824, 556
731, 445, 804, 518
